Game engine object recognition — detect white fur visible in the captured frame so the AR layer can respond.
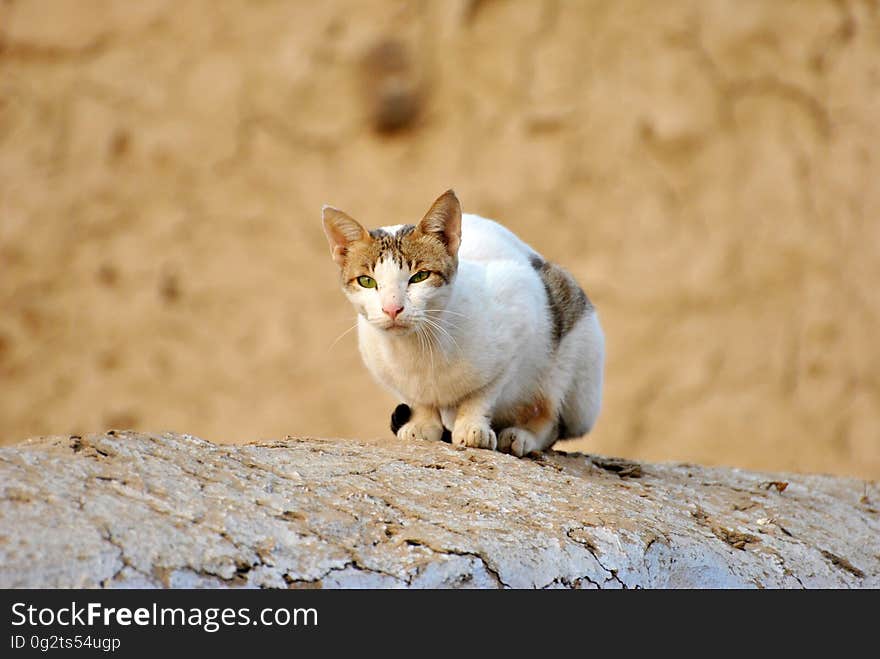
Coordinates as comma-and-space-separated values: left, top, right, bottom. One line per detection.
352, 213, 605, 456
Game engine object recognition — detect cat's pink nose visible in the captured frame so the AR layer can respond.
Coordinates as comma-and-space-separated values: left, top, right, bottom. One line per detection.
382, 304, 404, 320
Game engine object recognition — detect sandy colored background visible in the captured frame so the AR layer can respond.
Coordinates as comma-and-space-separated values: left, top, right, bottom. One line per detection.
1, 0, 878, 479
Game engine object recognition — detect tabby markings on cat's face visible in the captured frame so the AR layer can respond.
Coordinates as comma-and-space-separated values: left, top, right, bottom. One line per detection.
322, 190, 462, 334
343, 225, 456, 332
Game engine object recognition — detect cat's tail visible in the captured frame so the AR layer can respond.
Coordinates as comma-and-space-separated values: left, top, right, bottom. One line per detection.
390, 404, 452, 443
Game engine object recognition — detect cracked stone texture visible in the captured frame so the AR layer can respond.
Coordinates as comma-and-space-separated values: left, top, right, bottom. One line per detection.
1, 432, 877, 588
1, 1, 879, 480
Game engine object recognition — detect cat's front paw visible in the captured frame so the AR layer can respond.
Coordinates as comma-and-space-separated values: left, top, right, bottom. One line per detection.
452, 421, 497, 451
397, 420, 445, 443
498, 427, 539, 457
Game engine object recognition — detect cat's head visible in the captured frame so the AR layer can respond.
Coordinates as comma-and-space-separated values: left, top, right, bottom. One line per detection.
322, 190, 461, 334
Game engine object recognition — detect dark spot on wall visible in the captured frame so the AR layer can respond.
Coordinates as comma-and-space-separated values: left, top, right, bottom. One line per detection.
361, 38, 422, 134
159, 273, 181, 303
108, 129, 130, 161
96, 263, 118, 287
96, 350, 120, 371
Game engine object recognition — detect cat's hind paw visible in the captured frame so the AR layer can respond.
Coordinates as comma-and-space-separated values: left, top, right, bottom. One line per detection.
397, 420, 445, 443
498, 427, 539, 457
452, 421, 497, 451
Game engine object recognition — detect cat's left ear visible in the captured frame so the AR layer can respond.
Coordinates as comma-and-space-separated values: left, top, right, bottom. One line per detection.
322, 206, 370, 267
417, 189, 461, 256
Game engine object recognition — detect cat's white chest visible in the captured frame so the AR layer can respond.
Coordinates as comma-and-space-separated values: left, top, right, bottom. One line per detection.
358, 323, 482, 407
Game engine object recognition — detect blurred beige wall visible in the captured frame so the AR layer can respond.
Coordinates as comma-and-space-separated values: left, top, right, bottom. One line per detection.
1, 0, 878, 478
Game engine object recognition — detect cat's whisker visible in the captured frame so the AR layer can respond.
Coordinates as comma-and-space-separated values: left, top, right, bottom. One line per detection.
420, 316, 462, 357
421, 316, 456, 343
326, 322, 359, 353
422, 311, 467, 334
419, 324, 438, 374
426, 322, 444, 356
421, 309, 464, 327
421, 311, 463, 329
418, 325, 430, 359
427, 323, 448, 368
423, 308, 471, 320
421, 319, 463, 335
423, 309, 471, 320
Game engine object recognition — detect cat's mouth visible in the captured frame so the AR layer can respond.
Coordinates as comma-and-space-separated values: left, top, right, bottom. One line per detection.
377, 319, 412, 333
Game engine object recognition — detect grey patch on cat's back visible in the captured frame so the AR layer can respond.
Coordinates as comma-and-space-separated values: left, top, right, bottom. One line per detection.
530, 255, 593, 346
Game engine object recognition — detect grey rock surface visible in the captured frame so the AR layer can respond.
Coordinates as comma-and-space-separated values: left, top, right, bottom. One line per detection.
0, 432, 877, 588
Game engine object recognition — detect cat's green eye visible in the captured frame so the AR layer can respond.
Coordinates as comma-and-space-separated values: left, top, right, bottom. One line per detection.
357, 275, 377, 289
409, 271, 430, 284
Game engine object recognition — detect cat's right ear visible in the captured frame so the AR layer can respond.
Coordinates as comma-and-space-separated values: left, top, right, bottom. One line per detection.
322, 206, 370, 266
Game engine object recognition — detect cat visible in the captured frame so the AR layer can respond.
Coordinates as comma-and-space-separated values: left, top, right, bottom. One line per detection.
322, 190, 605, 457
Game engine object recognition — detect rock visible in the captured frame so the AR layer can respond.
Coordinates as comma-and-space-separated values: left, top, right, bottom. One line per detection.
0, 432, 876, 588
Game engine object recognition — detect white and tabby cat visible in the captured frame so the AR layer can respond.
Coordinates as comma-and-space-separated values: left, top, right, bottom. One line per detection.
322, 190, 604, 457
